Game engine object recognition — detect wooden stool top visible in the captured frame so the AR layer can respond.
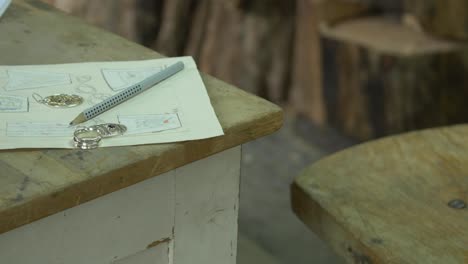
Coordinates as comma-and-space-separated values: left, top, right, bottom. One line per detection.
321, 16, 458, 55
0, 1, 282, 234
292, 125, 468, 264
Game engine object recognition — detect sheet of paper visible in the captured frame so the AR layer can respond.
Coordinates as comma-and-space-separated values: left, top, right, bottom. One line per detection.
5, 70, 71, 91
0, 0, 11, 19
118, 114, 182, 135
6, 122, 73, 137
0, 95, 28, 112
102, 67, 163, 91
0, 57, 224, 149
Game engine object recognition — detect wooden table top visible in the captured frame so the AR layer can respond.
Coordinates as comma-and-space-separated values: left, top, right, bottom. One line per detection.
292, 125, 468, 264
0, 0, 282, 234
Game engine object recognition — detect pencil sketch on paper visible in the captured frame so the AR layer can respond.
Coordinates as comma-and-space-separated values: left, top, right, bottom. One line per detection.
118, 113, 181, 135
74, 75, 112, 105
75, 75, 96, 94
6, 122, 74, 137
0, 95, 28, 112
0, 57, 224, 149
4, 70, 71, 91
101, 67, 164, 91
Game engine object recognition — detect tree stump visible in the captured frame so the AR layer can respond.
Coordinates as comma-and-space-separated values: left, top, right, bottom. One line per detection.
404, 0, 468, 41
291, 0, 371, 124
320, 16, 468, 140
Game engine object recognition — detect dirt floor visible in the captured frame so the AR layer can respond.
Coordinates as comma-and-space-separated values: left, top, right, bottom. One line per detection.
238, 113, 356, 264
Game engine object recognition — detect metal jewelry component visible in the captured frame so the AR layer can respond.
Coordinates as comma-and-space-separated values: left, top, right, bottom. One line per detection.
33, 93, 83, 108
73, 126, 102, 150
73, 123, 127, 149
90, 123, 127, 138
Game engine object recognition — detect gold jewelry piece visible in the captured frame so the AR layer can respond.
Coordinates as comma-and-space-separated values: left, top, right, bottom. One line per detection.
33, 93, 83, 108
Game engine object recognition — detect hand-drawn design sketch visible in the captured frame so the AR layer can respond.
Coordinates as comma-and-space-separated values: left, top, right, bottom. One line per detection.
0, 95, 28, 112
6, 122, 74, 137
4, 70, 71, 91
0, 57, 224, 149
118, 113, 181, 135
74, 75, 111, 105
75, 75, 96, 94
101, 67, 164, 91
88, 93, 111, 105
74, 75, 106, 105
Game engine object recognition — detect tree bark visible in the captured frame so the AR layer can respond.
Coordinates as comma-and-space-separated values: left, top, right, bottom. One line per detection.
405, 0, 468, 41
290, 0, 371, 125
321, 16, 468, 140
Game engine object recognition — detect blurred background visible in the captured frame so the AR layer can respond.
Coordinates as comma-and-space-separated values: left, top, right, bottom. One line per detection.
41, 0, 468, 263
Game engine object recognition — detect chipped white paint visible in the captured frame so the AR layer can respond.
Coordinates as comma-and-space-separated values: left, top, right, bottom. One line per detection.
174, 147, 240, 264
0, 147, 241, 264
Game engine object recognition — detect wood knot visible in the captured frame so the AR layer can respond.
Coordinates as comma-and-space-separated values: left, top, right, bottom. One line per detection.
448, 199, 466, 209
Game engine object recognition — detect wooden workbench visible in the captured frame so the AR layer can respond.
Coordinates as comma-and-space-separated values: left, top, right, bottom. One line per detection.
292, 125, 468, 263
0, 1, 283, 263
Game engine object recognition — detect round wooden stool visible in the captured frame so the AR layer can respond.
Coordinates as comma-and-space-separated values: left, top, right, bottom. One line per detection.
292, 125, 468, 263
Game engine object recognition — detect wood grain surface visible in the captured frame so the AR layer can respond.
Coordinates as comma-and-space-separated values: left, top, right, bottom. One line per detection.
292, 125, 468, 263
0, 0, 283, 234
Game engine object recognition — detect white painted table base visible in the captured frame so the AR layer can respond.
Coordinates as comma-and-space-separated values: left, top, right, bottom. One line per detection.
0, 147, 241, 264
